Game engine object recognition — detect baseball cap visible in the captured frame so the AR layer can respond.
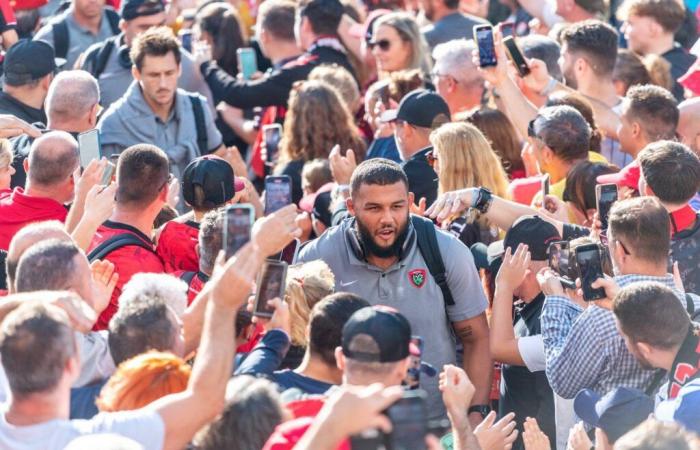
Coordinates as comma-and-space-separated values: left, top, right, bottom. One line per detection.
381, 89, 451, 129
311, 191, 333, 227
597, 161, 640, 191
120, 0, 165, 21
181, 156, 244, 209
4, 40, 64, 85
342, 306, 413, 363
574, 387, 654, 443
298, 182, 335, 213
487, 215, 561, 263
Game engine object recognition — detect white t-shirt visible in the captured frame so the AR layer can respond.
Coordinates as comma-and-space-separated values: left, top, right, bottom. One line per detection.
0, 408, 165, 450
518, 335, 546, 372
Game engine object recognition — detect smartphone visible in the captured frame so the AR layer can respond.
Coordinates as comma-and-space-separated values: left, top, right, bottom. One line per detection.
237, 48, 258, 80
264, 175, 292, 215
179, 29, 192, 52
253, 260, 288, 318
548, 241, 576, 290
499, 21, 515, 38
384, 390, 429, 450
223, 204, 254, 259
100, 161, 115, 186
541, 173, 550, 198
575, 243, 606, 301
78, 129, 101, 169
404, 336, 424, 390
273, 238, 300, 265
474, 25, 497, 68
596, 184, 618, 231
503, 36, 531, 77
263, 124, 283, 166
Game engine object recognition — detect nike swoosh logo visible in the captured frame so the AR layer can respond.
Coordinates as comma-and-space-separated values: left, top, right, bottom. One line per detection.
339, 280, 357, 287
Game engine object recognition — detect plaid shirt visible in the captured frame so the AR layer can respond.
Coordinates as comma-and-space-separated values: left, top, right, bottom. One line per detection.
541, 274, 689, 399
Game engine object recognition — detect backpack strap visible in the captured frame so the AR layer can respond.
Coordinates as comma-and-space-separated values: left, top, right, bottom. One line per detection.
87, 233, 155, 262
84, 37, 116, 79
51, 19, 69, 60
104, 7, 120, 34
178, 271, 197, 286
410, 215, 455, 306
188, 94, 208, 154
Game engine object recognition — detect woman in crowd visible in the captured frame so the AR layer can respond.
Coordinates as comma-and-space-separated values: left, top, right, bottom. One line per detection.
465, 108, 525, 180
96, 351, 191, 412
281, 260, 336, 369
429, 122, 509, 247
275, 81, 366, 204
370, 13, 432, 79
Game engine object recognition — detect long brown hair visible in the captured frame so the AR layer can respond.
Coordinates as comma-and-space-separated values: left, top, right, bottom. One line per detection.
466, 108, 524, 177
279, 81, 366, 164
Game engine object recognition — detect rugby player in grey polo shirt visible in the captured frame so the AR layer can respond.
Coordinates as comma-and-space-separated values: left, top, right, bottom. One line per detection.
298, 158, 492, 422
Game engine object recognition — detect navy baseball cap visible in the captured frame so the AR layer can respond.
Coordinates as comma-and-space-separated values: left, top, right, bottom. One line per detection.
181, 156, 243, 209
342, 306, 413, 363
503, 216, 561, 261
381, 89, 451, 129
120, 0, 165, 20
4, 40, 65, 85
574, 387, 654, 443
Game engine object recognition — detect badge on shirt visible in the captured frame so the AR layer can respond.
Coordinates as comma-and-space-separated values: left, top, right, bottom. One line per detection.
408, 269, 427, 288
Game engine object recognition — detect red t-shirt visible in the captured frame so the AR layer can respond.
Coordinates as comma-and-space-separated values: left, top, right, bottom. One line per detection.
0, 187, 68, 251
508, 176, 543, 206
89, 220, 165, 330
156, 220, 200, 273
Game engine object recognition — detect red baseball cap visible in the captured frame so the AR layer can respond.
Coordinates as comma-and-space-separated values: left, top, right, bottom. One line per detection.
596, 161, 640, 190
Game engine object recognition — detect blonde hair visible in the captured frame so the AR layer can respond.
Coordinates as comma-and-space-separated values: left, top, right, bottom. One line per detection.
96, 351, 190, 412
373, 13, 433, 76
0, 139, 12, 169
285, 260, 335, 347
430, 122, 509, 199
309, 64, 361, 113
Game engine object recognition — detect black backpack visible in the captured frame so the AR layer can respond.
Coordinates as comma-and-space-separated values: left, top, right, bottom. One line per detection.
410, 215, 456, 307
87, 233, 156, 262
51, 7, 121, 61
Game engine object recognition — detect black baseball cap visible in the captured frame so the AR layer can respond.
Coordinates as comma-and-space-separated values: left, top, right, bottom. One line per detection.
181, 156, 243, 209
342, 306, 413, 363
574, 387, 654, 443
120, 0, 165, 20
501, 215, 561, 261
4, 40, 65, 85
381, 89, 451, 129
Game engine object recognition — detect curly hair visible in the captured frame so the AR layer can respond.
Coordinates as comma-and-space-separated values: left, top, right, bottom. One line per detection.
279, 80, 366, 164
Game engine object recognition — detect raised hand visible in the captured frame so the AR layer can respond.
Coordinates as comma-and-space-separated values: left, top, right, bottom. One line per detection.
474, 411, 518, 450
523, 417, 551, 450
90, 259, 118, 316
252, 204, 302, 256
425, 188, 476, 223
329, 144, 357, 185
210, 243, 264, 310
439, 364, 475, 422
496, 244, 531, 293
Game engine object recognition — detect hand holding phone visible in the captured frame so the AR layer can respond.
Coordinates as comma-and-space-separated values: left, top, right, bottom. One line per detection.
263, 124, 282, 166
264, 175, 292, 215
237, 48, 258, 80
78, 129, 101, 169
575, 243, 606, 301
384, 390, 429, 450
253, 260, 288, 318
596, 184, 618, 231
474, 25, 497, 68
503, 36, 531, 77
548, 241, 576, 290
224, 205, 254, 259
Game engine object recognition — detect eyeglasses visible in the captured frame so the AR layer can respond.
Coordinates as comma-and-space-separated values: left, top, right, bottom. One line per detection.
426, 150, 438, 167
606, 230, 631, 255
368, 39, 391, 51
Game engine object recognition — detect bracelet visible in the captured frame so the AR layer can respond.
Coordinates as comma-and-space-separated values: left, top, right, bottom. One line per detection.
471, 187, 493, 214
539, 76, 558, 97
468, 404, 491, 418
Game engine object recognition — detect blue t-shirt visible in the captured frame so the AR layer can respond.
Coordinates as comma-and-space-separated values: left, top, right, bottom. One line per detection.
366, 136, 401, 163
273, 370, 333, 395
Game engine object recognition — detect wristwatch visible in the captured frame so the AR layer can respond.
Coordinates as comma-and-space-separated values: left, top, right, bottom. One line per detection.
468, 404, 491, 418
471, 187, 493, 214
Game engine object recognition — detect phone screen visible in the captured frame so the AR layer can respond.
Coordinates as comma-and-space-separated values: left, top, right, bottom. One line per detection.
237, 48, 258, 80
474, 26, 497, 67
576, 245, 606, 301
500, 21, 515, 38
548, 241, 576, 289
597, 184, 618, 231
503, 36, 531, 77
78, 129, 101, 168
386, 391, 428, 450
253, 261, 288, 318
263, 124, 282, 166
265, 176, 292, 215
179, 30, 192, 52
224, 205, 253, 259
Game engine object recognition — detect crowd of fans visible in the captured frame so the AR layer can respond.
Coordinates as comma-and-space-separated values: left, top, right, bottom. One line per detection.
0, 0, 698, 448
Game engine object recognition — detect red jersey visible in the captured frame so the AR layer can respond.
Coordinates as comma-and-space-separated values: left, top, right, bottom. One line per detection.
89, 220, 165, 330
156, 220, 200, 273
0, 188, 68, 251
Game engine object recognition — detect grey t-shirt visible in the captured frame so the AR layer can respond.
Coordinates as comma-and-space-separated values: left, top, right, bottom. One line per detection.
298, 218, 488, 418
422, 12, 488, 49
0, 408, 165, 450
34, 8, 117, 70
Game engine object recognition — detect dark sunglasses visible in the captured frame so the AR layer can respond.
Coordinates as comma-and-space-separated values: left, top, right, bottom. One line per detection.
368, 39, 391, 51
426, 150, 438, 167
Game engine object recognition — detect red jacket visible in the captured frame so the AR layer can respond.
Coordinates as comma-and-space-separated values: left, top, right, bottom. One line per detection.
0, 188, 68, 251
88, 220, 165, 330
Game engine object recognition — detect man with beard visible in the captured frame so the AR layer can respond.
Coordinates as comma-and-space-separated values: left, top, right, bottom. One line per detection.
298, 158, 491, 425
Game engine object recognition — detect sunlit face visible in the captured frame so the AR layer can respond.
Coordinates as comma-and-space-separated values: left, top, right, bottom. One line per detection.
134, 52, 181, 108
349, 182, 411, 254
622, 14, 654, 55
371, 25, 412, 73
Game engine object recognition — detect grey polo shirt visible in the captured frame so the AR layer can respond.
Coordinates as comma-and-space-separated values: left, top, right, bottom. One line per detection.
298, 217, 488, 419
34, 8, 118, 70
81, 37, 215, 111
422, 12, 488, 49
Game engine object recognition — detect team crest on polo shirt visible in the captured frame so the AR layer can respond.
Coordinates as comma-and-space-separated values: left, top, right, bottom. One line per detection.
408, 269, 427, 288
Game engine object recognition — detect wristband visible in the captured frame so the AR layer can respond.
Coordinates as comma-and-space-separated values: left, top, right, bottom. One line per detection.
471, 187, 493, 214
468, 404, 491, 418
539, 76, 558, 97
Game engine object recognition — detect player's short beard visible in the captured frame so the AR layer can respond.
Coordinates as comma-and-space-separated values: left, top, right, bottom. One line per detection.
355, 216, 410, 259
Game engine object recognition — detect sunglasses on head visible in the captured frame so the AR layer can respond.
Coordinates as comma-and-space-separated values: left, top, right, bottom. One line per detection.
369, 39, 391, 51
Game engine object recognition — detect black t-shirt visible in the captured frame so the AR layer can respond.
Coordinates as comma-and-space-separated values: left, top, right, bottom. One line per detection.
0, 91, 46, 125
662, 44, 697, 101
499, 293, 556, 450
402, 147, 438, 207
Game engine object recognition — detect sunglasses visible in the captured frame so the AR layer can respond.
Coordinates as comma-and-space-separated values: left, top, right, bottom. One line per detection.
426, 150, 438, 167
369, 39, 392, 51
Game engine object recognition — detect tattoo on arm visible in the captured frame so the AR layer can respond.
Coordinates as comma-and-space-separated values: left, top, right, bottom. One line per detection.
455, 325, 473, 340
